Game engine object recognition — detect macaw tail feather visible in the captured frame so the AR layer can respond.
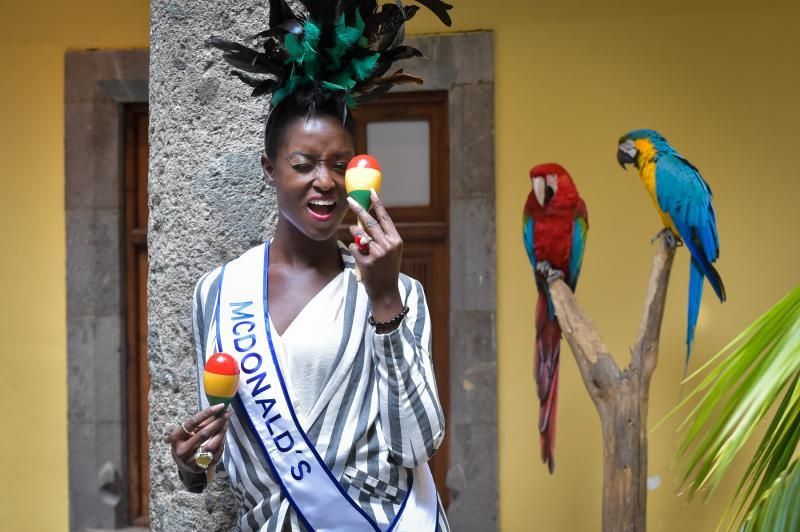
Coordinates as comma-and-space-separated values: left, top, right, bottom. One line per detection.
705, 261, 726, 304
686, 258, 704, 367
682, 227, 726, 303
682, 224, 727, 367
535, 293, 561, 474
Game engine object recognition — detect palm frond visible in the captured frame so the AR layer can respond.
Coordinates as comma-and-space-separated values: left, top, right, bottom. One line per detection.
741, 459, 800, 531
669, 285, 800, 530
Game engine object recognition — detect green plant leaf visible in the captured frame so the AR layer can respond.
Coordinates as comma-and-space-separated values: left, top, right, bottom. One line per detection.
742, 459, 800, 531
667, 285, 800, 530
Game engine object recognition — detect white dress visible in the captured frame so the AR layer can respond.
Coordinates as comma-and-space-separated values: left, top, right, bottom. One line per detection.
271, 272, 345, 423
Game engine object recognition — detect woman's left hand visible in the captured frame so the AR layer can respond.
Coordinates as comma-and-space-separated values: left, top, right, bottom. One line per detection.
347, 189, 404, 320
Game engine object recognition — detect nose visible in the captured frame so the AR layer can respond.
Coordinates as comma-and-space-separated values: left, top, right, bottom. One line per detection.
312, 164, 336, 191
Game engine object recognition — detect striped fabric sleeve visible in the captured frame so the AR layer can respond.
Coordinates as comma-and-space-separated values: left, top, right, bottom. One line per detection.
371, 276, 446, 468
191, 268, 222, 411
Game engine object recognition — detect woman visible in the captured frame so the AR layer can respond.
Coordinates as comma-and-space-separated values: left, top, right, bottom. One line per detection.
169, 88, 449, 531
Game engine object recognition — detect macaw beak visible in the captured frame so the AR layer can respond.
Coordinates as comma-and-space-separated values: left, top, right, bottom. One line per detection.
532, 176, 546, 207
617, 144, 637, 169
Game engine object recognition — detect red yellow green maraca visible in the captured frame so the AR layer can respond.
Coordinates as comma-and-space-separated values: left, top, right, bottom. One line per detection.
203, 352, 239, 408
346, 155, 382, 212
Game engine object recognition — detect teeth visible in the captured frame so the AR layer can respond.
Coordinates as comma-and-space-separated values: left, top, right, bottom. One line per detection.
309, 199, 335, 206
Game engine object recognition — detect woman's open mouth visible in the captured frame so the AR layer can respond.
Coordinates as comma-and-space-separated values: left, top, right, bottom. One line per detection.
307, 199, 337, 221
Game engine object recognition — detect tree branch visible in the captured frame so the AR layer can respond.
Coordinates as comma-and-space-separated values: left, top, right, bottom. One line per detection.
631, 231, 677, 381
542, 230, 678, 531
548, 279, 620, 397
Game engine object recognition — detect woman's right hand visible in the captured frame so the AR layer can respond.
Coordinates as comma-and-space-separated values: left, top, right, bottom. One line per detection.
170, 403, 232, 473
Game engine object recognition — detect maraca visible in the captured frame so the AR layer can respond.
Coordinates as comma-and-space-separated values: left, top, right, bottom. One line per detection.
346, 155, 382, 279
345, 155, 382, 212
203, 352, 240, 408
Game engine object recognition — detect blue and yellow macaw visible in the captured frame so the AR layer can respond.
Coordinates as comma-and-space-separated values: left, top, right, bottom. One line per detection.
617, 129, 725, 364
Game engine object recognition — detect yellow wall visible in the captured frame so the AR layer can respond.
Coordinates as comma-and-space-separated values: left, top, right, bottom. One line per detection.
412, 1, 800, 530
3, 0, 799, 530
0, 1, 149, 530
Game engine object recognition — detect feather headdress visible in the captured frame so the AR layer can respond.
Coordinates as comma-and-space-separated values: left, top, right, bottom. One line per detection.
207, 0, 453, 107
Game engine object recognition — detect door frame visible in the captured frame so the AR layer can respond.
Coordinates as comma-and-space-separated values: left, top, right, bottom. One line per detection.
399, 33, 498, 530
65, 49, 149, 530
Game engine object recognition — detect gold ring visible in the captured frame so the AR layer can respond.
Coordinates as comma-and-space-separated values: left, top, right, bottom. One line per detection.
194, 446, 214, 469
181, 422, 196, 436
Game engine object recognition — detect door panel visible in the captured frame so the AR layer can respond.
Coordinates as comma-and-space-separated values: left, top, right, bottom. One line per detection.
124, 103, 150, 526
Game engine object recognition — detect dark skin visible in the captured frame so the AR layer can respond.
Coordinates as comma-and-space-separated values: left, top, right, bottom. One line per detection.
171, 113, 405, 481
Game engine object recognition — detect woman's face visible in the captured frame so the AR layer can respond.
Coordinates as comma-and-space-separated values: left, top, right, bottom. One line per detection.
262, 115, 355, 242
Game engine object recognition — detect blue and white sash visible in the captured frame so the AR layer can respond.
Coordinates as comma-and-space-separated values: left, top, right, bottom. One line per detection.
212, 243, 438, 531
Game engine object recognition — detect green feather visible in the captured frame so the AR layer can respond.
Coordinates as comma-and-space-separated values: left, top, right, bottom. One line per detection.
303, 20, 321, 49
337, 11, 364, 48
271, 86, 289, 106
350, 53, 379, 81
284, 33, 304, 61
330, 69, 357, 90
321, 80, 346, 91
327, 11, 366, 68
272, 65, 304, 105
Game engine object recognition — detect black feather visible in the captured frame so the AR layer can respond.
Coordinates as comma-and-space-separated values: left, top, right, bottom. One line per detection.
252, 79, 281, 97
206, 36, 249, 52
297, 0, 334, 25
369, 4, 419, 50
412, 0, 453, 26
227, 72, 281, 98
221, 50, 282, 75
208, 38, 281, 75
209, 0, 450, 102
253, 19, 304, 40
373, 69, 424, 86
356, 83, 393, 103
230, 71, 262, 88
261, 39, 290, 64
386, 22, 406, 50
269, 0, 298, 29
384, 45, 423, 61
368, 59, 394, 80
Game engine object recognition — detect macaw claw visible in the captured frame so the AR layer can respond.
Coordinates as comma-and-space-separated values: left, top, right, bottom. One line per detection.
536, 261, 565, 283
651, 228, 682, 248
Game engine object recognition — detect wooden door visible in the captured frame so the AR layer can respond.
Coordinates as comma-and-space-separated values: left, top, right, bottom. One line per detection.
348, 91, 451, 506
124, 103, 150, 526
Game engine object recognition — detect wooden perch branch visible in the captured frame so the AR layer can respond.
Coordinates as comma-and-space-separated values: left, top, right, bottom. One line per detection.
633, 235, 677, 382
546, 231, 677, 532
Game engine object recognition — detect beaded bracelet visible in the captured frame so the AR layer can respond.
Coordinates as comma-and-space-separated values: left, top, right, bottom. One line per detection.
368, 306, 410, 329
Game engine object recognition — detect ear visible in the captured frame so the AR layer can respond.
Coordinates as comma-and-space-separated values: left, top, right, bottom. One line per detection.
261, 151, 276, 186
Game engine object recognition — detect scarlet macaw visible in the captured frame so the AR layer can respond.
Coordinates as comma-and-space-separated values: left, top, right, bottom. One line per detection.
617, 129, 726, 364
522, 163, 588, 473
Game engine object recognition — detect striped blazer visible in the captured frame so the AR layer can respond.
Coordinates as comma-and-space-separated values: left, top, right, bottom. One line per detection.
191, 243, 449, 531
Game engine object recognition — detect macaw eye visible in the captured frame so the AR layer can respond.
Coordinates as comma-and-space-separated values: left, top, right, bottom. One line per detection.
546, 174, 559, 194
620, 139, 636, 152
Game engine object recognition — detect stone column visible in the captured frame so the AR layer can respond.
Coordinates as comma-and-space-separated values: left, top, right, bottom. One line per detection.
148, 1, 277, 529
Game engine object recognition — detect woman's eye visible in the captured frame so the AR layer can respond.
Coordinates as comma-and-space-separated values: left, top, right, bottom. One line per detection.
292, 163, 315, 173
333, 163, 348, 174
